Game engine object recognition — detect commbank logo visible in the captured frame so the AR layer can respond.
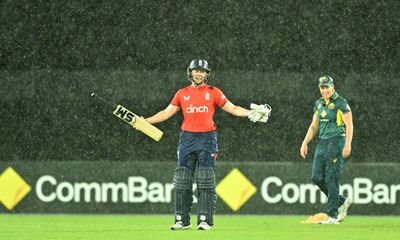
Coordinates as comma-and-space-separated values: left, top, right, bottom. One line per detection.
0, 167, 31, 210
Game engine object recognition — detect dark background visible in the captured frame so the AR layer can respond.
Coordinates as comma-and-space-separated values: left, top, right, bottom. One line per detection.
1, 0, 399, 163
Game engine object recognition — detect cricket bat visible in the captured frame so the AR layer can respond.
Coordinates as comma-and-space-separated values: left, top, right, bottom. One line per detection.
112, 104, 163, 141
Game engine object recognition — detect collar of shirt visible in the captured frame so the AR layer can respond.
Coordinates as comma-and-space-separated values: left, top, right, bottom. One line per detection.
320, 91, 339, 103
190, 83, 209, 90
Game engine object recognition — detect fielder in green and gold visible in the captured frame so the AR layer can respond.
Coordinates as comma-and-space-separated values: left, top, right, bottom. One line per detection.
300, 75, 354, 224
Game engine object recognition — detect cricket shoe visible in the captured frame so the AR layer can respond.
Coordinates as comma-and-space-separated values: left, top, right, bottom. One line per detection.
338, 197, 352, 222
319, 217, 339, 225
170, 221, 192, 230
197, 221, 212, 230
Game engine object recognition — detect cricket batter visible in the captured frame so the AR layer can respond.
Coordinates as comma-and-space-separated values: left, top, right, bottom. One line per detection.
146, 59, 271, 230
300, 75, 353, 224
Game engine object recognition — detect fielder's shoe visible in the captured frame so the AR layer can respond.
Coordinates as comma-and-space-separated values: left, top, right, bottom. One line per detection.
319, 217, 339, 225
338, 197, 352, 222
197, 221, 212, 230
170, 221, 192, 230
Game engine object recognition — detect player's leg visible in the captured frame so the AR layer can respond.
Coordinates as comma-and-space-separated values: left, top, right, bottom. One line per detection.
171, 166, 194, 230
324, 137, 345, 220
311, 142, 328, 196
171, 135, 196, 230
196, 150, 216, 230
334, 137, 351, 221
335, 137, 347, 208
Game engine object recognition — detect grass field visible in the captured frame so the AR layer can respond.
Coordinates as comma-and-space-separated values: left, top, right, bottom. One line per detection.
1, 214, 399, 240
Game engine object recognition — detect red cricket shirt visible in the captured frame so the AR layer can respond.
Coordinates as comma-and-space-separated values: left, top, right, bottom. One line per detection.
171, 84, 228, 132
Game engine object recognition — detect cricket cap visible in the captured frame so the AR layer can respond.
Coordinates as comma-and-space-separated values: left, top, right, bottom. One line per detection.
318, 75, 334, 87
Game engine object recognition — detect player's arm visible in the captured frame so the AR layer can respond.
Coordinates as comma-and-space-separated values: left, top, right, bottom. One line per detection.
145, 104, 180, 124
300, 114, 319, 159
220, 101, 250, 117
342, 112, 353, 158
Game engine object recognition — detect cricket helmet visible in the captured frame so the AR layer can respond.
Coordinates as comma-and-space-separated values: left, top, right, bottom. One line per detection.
187, 59, 211, 82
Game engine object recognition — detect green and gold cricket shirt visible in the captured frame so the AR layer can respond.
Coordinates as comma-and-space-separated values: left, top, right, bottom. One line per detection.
313, 91, 351, 140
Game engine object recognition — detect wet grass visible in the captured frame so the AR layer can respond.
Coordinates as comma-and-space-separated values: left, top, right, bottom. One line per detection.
1, 214, 399, 240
